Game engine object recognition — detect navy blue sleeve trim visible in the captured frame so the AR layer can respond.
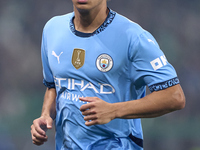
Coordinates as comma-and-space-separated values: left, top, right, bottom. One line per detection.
149, 77, 180, 92
43, 79, 55, 89
129, 134, 143, 148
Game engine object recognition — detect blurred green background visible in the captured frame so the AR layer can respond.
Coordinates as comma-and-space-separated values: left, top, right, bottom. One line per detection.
0, 0, 200, 150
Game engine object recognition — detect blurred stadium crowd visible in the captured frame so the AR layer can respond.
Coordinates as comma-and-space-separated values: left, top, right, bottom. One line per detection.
0, 0, 200, 150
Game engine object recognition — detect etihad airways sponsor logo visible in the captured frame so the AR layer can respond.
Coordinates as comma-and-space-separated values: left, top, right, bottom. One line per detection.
54, 77, 115, 94
61, 92, 85, 103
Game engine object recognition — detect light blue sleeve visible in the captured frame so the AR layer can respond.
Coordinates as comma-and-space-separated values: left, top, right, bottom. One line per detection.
41, 29, 55, 88
129, 31, 179, 92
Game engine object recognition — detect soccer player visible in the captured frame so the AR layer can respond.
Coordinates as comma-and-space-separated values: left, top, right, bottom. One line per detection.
31, 0, 185, 149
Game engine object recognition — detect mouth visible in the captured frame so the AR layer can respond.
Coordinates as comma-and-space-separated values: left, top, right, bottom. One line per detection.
77, 0, 88, 4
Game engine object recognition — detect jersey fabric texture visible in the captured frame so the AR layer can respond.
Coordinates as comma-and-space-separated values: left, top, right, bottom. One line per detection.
41, 9, 179, 150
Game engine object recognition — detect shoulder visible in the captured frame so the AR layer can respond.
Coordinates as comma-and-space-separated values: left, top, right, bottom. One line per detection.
112, 12, 162, 61
43, 12, 73, 32
113, 12, 145, 37
111, 11, 154, 52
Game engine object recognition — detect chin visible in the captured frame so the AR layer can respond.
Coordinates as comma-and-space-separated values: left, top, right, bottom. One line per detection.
74, 4, 92, 12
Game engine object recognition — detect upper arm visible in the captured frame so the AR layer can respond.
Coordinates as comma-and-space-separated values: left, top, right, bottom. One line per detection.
41, 28, 55, 89
129, 31, 179, 92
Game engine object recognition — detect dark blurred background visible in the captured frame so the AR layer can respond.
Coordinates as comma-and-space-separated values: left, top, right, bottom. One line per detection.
0, 0, 200, 150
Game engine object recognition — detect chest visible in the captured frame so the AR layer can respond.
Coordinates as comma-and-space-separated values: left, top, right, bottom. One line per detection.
46, 32, 130, 83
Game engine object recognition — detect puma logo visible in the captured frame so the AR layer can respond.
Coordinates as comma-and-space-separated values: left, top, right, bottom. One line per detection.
148, 39, 155, 45
52, 51, 63, 64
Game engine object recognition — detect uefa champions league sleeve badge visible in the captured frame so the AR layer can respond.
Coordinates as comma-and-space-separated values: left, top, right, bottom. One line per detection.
96, 54, 113, 72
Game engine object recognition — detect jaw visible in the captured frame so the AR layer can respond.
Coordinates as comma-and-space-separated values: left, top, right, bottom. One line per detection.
73, 5, 91, 15
73, 0, 107, 13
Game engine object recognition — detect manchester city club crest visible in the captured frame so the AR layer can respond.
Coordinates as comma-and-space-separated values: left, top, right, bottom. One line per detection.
96, 54, 113, 72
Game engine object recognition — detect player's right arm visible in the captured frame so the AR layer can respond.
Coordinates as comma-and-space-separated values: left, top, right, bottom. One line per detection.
31, 88, 56, 145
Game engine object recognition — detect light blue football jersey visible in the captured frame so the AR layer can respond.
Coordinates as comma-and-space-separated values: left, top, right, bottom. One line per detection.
41, 9, 179, 150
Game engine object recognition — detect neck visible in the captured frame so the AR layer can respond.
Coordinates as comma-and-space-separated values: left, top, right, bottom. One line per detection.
73, 5, 109, 33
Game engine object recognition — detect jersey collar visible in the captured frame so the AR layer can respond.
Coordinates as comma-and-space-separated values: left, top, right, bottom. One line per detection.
70, 8, 116, 38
